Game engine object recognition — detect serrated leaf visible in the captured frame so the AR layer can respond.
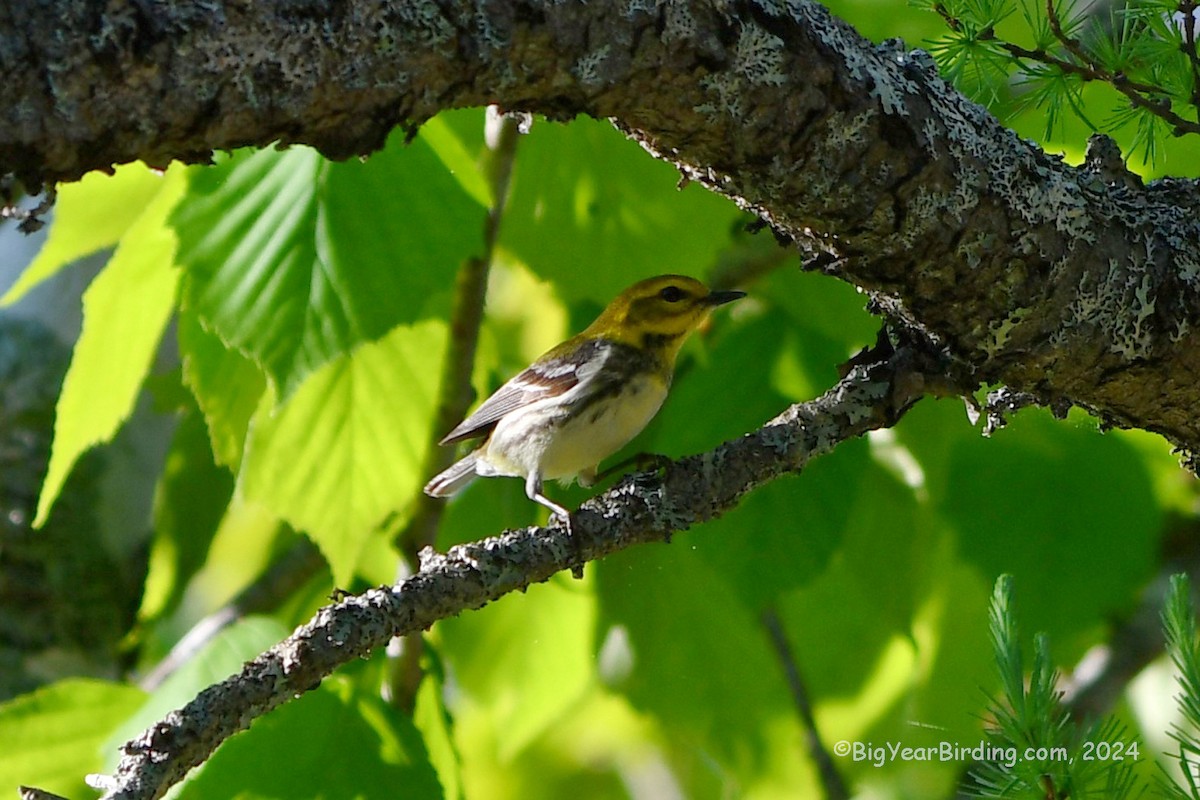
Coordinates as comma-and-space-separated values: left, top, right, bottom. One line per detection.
241, 320, 445, 586
1, 164, 166, 306
174, 130, 483, 397
34, 167, 186, 526
0, 679, 146, 799
179, 309, 267, 469
141, 403, 236, 622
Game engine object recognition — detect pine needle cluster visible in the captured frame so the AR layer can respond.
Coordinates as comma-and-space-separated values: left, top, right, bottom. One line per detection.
915, 0, 1200, 162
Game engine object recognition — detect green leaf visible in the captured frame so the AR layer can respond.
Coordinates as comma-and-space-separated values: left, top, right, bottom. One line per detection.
241, 320, 445, 586
420, 114, 493, 208
141, 402, 236, 622
500, 117, 742, 302
173, 131, 484, 397
595, 542, 789, 776
935, 407, 1161, 652
637, 307, 853, 609
760, 266, 878, 364
436, 572, 595, 761
179, 309, 267, 469
1, 164, 167, 306
0, 679, 145, 799
34, 166, 186, 526
105, 616, 290, 766
177, 677, 442, 800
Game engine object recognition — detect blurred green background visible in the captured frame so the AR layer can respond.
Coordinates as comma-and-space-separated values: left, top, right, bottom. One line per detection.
1, 0, 1197, 797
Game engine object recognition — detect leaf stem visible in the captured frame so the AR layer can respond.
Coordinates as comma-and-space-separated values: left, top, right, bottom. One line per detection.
386, 109, 523, 712
762, 608, 850, 800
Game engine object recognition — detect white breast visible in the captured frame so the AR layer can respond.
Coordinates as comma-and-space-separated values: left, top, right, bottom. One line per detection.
539, 373, 667, 480
481, 372, 667, 483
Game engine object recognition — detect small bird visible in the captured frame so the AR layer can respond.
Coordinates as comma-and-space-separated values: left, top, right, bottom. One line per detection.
423, 274, 745, 519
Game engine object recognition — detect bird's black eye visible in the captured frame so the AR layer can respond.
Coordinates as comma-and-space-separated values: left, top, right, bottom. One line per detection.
659, 285, 686, 303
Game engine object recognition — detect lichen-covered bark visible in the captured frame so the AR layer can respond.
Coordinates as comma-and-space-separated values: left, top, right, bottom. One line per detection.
3, 0, 1200, 452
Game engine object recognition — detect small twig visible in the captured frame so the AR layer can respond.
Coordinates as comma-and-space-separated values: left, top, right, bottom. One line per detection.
393, 108, 522, 560
995, 37, 1200, 133
943, 2, 1200, 136
19, 788, 71, 800
933, 2, 962, 32
707, 227, 794, 291
980, 386, 1040, 437
762, 608, 850, 800
1180, 0, 1200, 109
387, 108, 523, 712
1044, 0, 1089, 69
0, 184, 56, 234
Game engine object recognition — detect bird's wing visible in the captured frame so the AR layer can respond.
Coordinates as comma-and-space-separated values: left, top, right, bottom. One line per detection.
438, 339, 609, 445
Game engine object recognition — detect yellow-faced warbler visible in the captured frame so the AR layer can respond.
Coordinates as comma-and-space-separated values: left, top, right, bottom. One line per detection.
424, 275, 745, 518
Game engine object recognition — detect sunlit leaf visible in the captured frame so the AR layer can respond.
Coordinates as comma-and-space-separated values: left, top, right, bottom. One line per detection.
173, 131, 482, 397
437, 574, 595, 762
1, 164, 166, 306
414, 652, 464, 800
241, 320, 445, 586
178, 309, 267, 469
420, 114, 493, 208
0, 680, 145, 800
595, 542, 789, 770
902, 402, 1161, 653
142, 403, 235, 622
34, 167, 186, 526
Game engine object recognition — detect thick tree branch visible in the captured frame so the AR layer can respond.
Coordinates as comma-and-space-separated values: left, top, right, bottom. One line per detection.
64, 336, 927, 800
4, 0, 1200, 456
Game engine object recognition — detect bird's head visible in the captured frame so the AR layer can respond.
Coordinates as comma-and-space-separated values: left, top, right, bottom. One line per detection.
585, 275, 745, 356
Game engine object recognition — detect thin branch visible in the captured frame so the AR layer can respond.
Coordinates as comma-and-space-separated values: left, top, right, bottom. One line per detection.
762, 608, 850, 800
936, 0, 1200, 135
19, 788, 70, 800
387, 109, 522, 712
6, 0, 1200, 453
1181, 0, 1200, 109
0, 184, 55, 234
962, 1, 1200, 136
1061, 515, 1200, 720
1044, 0, 1091, 70
63, 335, 932, 800
393, 108, 522, 560
1045, 0, 1200, 134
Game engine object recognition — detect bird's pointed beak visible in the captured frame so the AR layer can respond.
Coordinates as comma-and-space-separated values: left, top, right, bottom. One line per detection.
703, 289, 747, 306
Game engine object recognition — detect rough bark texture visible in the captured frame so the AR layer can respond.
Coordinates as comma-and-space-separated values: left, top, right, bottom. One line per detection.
4, 0, 1199, 456
90, 336, 923, 800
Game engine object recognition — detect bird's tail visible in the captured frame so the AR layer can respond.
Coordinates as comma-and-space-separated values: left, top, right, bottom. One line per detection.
424, 450, 480, 497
